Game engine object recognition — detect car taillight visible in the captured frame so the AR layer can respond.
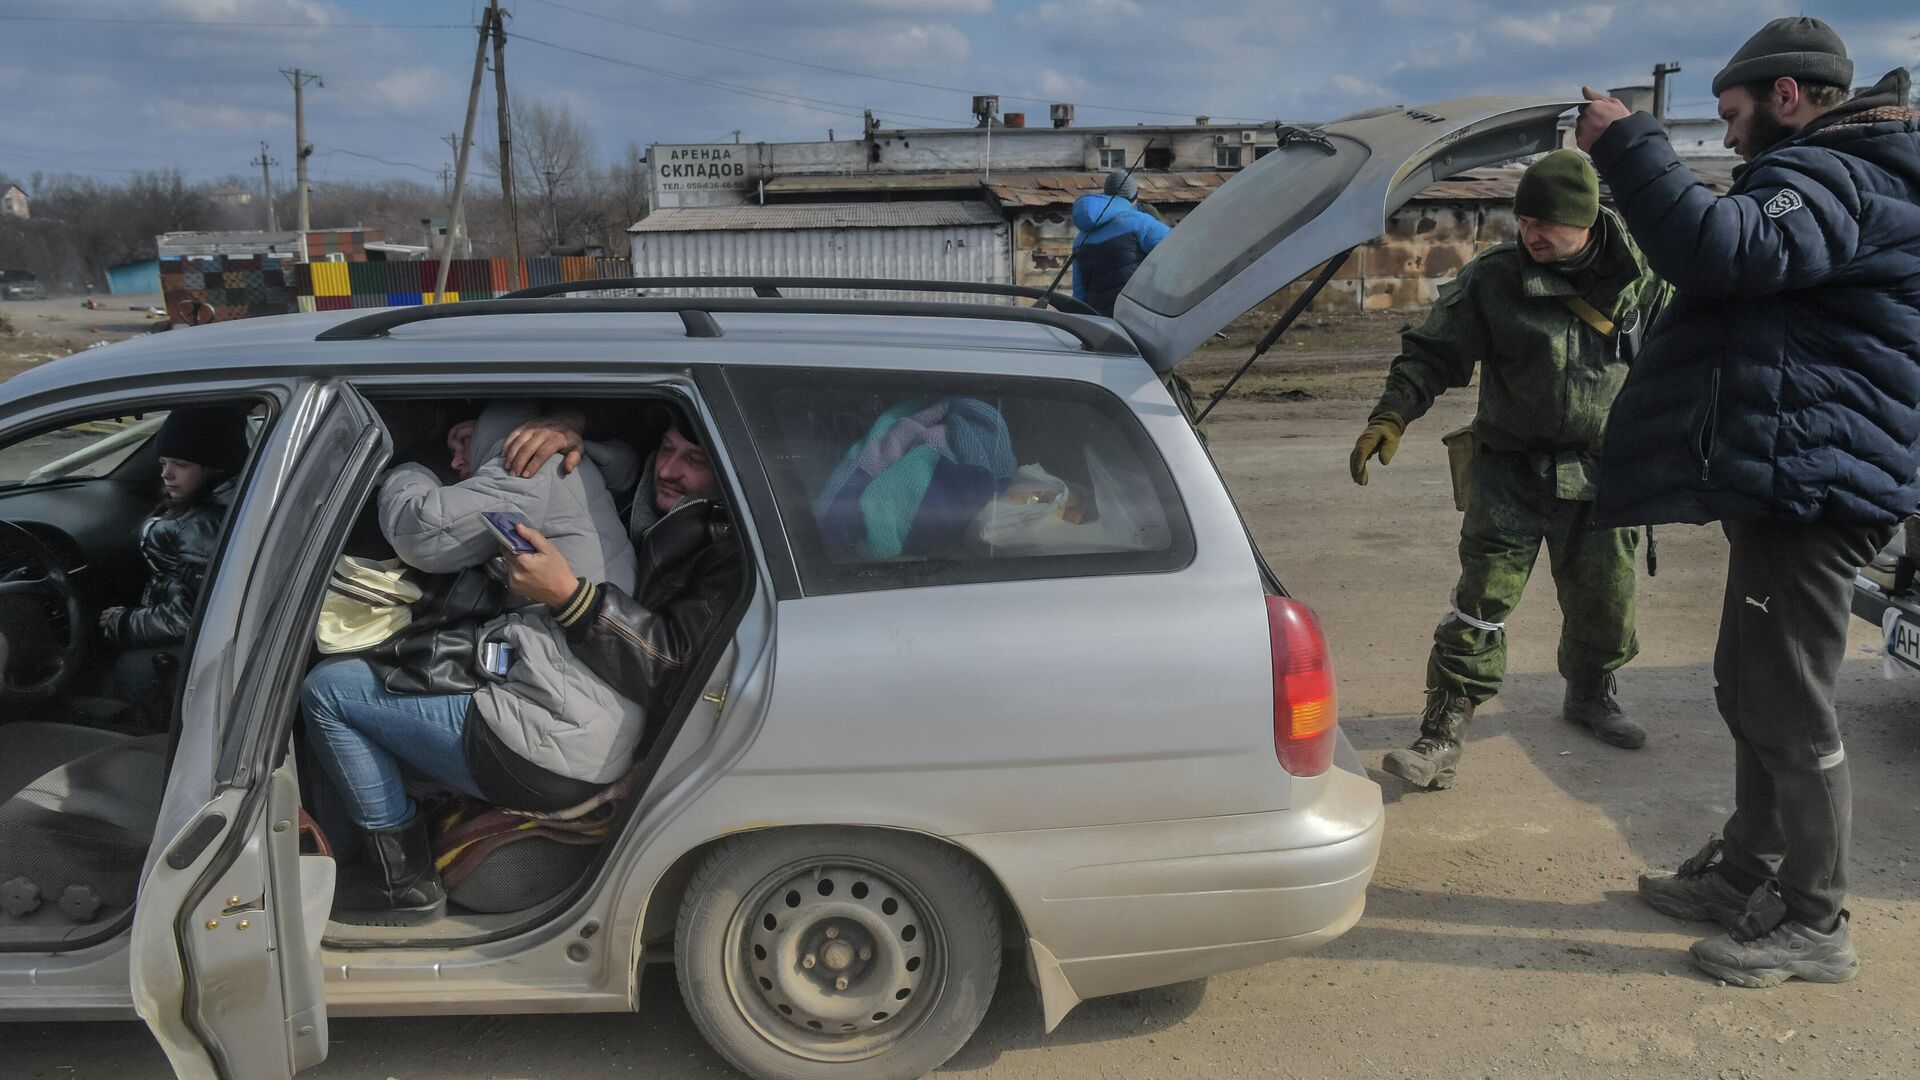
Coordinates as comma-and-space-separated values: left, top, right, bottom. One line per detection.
1266, 595, 1336, 777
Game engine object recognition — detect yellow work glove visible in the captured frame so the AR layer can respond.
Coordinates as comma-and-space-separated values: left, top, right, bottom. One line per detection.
1350, 413, 1405, 486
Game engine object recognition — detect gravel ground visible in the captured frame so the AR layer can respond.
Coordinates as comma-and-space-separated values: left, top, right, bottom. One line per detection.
5, 314, 1917, 1079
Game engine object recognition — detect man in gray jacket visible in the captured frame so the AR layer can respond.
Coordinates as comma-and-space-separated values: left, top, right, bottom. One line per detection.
302, 400, 642, 924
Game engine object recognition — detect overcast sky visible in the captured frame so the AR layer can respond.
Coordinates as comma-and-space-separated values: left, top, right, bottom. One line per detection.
0, 0, 1913, 192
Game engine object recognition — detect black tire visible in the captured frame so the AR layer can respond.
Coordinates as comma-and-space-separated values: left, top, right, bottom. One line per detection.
675, 828, 1001, 1080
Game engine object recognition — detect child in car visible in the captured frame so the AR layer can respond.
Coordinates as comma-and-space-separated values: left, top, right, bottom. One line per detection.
99, 405, 251, 707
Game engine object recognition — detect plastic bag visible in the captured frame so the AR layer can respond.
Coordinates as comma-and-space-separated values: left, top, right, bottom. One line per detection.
971, 451, 1168, 556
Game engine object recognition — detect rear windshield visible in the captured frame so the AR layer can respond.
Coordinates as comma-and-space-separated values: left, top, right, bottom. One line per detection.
1121, 137, 1368, 318
727, 366, 1193, 595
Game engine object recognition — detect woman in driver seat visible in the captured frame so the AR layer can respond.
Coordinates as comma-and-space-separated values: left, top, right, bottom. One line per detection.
99, 406, 249, 708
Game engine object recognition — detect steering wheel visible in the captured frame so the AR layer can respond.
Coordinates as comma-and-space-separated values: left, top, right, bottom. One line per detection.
0, 520, 87, 704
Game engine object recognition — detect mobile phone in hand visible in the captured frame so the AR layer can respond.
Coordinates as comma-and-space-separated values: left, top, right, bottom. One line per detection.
481, 510, 537, 555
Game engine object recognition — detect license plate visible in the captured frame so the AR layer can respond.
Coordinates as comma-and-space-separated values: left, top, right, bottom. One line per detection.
1893, 615, 1920, 672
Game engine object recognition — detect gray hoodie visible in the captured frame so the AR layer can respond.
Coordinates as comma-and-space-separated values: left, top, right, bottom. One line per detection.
377, 401, 645, 783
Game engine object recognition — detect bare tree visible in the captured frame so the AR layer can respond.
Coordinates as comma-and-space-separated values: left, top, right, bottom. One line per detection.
484, 98, 597, 252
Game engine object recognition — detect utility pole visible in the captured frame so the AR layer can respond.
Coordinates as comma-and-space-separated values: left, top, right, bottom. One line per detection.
440, 165, 452, 200
1652, 61, 1682, 124
488, 0, 523, 289
544, 168, 559, 249
435, 6, 492, 302
252, 142, 279, 231
281, 68, 322, 231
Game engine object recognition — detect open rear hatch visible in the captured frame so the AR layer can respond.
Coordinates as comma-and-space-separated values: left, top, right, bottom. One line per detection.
1112, 97, 1578, 373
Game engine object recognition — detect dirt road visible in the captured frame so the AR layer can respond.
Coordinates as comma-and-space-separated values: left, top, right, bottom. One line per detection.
7, 317, 1919, 1079
0, 293, 165, 381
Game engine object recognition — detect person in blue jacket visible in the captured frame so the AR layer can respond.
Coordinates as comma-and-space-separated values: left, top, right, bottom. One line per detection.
1577, 17, 1920, 988
1071, 170, 1170, 317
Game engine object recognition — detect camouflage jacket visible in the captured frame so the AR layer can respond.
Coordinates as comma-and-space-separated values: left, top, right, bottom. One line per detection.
1372, 208, 1672, 496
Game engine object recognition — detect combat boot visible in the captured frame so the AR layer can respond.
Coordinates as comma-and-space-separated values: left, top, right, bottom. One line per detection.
1381, 690, 1474, 790
1564, 673, 1645, 749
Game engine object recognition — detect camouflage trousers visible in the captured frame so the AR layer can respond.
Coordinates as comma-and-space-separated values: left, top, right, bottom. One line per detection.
1428, 450, 1640, 704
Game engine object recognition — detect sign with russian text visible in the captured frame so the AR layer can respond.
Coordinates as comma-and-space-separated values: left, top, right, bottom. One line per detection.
652, 144, 758, 195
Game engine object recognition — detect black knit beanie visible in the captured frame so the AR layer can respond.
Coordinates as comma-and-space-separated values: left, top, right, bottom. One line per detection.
153, 406, 250, 474
1712, 17, 1853, 96
1514, 150, 1599, 229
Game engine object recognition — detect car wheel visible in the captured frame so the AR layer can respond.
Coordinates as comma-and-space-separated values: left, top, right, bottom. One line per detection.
675, 828, 1001, 1080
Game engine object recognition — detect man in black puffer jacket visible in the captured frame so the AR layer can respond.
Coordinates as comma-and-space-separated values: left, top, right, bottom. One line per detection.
1576, 18, 1920, 987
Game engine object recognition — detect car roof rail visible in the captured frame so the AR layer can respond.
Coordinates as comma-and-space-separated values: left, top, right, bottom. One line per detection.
499, 275, 1099, 316
312, 296, 1137, 355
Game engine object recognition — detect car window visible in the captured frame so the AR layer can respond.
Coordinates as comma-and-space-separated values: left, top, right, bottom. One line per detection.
0, 413, 167, 488
727, 365, 1193, 595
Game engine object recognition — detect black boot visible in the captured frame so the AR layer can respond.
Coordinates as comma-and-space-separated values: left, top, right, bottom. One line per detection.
1380, 690, 1474, 790
331, 814, 446, 927
1564, 673, 1646, 749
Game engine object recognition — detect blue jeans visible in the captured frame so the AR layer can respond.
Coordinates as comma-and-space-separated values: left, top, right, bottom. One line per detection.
301, 657, 483, 831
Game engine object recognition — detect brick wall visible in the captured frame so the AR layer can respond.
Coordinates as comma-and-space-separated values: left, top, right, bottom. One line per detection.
1013, 200, 1517, 314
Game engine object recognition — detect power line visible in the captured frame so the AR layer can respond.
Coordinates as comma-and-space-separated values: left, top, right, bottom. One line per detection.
524, 0, 1266, 123
313, 145, 443, 176
507, 30, 973, 128
0, 14, 468, 29
326, 83, 451, 139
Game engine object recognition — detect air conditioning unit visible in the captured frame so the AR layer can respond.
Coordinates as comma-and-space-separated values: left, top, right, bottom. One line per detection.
1213, 133, 1230, 146
1093, 135, 1111, 148
971, 95, 1000, 122
1241, 130, 1258, 143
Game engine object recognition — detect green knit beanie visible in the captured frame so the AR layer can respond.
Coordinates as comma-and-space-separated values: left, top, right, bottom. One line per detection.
1514, 150, 1599, 228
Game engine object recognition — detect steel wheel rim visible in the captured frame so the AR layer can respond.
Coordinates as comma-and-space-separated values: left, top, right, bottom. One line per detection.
722, 855, 945, 1062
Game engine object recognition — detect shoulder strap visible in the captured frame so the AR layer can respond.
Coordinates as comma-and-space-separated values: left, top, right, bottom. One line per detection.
1560, 295, 1616, 337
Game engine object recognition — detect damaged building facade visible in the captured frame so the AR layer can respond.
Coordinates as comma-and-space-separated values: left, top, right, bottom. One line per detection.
634, 90, 1728, 315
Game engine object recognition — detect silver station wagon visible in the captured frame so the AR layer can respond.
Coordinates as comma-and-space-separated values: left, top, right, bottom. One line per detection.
0, 98, 1571, 1080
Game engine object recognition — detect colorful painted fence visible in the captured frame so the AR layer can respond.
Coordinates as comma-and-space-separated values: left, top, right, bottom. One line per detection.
159, 254, 302, 324
294, 256, 629, 312
162, 254, 631, 324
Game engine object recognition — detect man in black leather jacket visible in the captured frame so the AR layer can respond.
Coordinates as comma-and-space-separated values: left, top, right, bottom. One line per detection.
500, 416, 743, 723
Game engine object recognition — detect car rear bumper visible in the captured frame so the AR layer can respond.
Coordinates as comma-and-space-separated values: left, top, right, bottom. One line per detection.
955, 737, 1383, 1010
1855, 574, 1920, 675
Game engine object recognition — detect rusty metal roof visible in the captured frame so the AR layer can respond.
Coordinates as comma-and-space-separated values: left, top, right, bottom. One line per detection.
987, 171, 1233, 207
630, 201, 1003, 232
1414, 162, 1736, 202
679, 158, 1739, 223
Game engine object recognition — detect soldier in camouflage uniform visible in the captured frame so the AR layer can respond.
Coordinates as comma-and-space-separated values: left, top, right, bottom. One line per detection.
1349, 150, 1673, 790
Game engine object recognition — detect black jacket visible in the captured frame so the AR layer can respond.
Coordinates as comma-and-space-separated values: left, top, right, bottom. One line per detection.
554, 498, 743, 721
1589, 70, 1920, 528
105, 483, 231, 648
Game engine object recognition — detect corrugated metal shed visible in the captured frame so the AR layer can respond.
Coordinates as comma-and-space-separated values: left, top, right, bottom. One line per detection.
105, 259, 161, 295
156, 230, 306, 259
630, 201, 1002, 232
628, 201, 1011, 300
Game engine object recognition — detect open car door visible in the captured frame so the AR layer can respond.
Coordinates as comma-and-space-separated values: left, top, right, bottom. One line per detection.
1113, 97, 1579, 373
130, 379, 389, 1079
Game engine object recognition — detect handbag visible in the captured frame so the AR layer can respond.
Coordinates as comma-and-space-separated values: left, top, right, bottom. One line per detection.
314, 557, 423, 654
361, 564, 509, 695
